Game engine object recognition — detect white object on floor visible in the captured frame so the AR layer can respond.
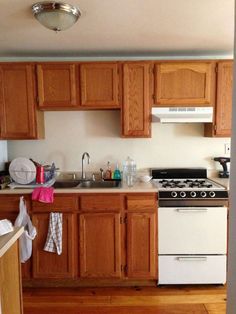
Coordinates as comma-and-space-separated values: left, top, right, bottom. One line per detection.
44, 212, 63, 255
0, 219, 13, 236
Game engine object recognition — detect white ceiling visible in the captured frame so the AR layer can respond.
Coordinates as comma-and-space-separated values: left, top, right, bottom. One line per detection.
0, 0, 234, 58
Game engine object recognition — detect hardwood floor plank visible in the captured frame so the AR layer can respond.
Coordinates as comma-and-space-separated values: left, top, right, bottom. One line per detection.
23, 285, 226, 314
204, 303, 226, 314
24, 304, 208, 314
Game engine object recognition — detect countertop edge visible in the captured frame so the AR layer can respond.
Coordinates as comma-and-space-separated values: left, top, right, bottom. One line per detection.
0, 227, 24, 258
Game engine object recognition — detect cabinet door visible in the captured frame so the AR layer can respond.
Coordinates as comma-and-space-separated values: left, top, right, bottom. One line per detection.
127, 212, 157, 279
80, 62, 120, 108
122, 62, 151, 137
37, 63, 78, 109
215, 61, 233, 136
0, 63, 44, 139
32, 212, 76, 279
155, 62, 214, 106
79, 212, 121, 278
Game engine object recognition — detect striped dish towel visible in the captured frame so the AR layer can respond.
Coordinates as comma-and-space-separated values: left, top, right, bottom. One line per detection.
44, 212, 63, 255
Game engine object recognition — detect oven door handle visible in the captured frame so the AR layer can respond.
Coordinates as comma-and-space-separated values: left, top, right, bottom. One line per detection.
176, 208, 208, 213
177, 256, 208, 262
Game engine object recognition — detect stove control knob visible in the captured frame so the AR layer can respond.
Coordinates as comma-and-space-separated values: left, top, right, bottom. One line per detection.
200, 191, 207, 198
171, 191, 178, 198
190, 191, 197, 198
209, 191, 216, 198
180, 191, 186, 198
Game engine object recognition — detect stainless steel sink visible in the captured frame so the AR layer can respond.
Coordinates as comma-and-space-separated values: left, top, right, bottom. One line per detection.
52, 179, 121, 189
78, 180, 121, 189
52, 180, 81, 188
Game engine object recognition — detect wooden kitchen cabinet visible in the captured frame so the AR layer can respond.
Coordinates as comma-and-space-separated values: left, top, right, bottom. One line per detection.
125, 194, 157, 279
205, 60, 233, 137
122, 62, 152, 137
79, 212, 122, 278
32, 212, 76, 279
0, 63, 44, 139
37, 63, 79, 109
0, 195, 32, 279
154, 61, 215, 106
31, 195, 78, 279
80, 62, 120, 108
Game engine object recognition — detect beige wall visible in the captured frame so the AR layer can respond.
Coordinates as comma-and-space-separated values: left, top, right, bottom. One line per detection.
7, 111, 230, 174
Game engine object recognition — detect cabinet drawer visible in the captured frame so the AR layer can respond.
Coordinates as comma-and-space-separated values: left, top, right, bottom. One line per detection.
158, 255, 226, 284
126, 194, 156, 211
80, 194, 122, 211
0, 195, 31, 212
32, 195, 78, 212
158, 207, 227, 254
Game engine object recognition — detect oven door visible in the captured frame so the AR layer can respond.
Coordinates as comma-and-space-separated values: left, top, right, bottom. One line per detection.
158, 206, 227, 255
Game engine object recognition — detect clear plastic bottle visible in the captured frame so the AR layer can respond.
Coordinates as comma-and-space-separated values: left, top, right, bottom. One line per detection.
123, 156, 136, 186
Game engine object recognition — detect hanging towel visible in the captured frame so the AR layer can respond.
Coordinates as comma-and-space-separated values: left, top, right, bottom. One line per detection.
32, 187, 54, 203
44, 212, 63, 255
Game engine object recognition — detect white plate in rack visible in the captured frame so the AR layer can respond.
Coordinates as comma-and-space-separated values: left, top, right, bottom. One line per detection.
9, 157, 36, 184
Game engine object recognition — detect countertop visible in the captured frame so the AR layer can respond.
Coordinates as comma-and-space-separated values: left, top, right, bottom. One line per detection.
0, 181, 158, 194
0, 227, 24, 258
0, 176, 230, 195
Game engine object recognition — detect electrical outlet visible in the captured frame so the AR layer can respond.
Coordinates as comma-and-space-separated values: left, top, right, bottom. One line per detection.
224, 143, 231, 155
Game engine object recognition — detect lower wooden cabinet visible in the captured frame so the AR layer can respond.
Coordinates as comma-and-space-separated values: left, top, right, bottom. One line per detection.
79, 212, 121, 278
0, 193, 158, 284
32, 212, 76, 279
127, 212, 157, 279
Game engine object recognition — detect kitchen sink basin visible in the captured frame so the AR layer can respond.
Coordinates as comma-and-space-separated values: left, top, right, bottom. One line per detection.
52, 179, 121, 189
78, 180, 121, 189
52, 180, 81, 188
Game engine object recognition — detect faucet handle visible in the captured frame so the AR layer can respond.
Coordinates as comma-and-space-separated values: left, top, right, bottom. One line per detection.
100, 168, 104, 180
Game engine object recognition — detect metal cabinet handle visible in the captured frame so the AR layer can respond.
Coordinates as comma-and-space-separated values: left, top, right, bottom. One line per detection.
177, 257, 207, 262
176, 208, 208, 213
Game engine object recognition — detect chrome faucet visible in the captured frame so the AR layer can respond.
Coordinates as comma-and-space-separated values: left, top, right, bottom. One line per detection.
81, 152, 90, 180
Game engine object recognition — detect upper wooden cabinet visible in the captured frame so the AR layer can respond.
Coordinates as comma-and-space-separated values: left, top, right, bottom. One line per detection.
215, 61, 233, 136
154, 61, 215, 106
0, 63, 44, 139
122, 62, 151, 138
80, 62, 120, 108
204, 61, 233, 137
37, 63, 79, 109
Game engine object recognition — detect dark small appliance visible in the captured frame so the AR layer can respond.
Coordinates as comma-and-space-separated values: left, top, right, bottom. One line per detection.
213, 157, 230, 178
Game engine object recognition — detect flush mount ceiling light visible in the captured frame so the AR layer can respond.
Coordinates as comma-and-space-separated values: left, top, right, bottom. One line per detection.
32, 2, 81, 32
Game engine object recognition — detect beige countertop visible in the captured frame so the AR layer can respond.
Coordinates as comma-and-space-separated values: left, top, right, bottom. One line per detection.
0, 227, 24, 258
0, 180, 158, 194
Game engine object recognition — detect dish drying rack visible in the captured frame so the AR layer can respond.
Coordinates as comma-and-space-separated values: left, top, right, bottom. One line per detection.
9, 163, 58, 189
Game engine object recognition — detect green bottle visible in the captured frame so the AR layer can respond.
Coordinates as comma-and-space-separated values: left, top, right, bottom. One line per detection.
113, 163, 121, 180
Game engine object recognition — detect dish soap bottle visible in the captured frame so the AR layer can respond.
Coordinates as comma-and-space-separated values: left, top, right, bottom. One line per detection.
104, 161, 112, 179
113, 163, 121, 180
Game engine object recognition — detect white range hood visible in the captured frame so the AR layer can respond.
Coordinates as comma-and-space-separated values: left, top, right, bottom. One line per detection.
152, 107, 213, 123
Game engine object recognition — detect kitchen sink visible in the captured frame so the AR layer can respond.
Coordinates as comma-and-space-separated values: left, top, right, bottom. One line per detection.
78, 180, 121, 189
52, 179, 121, 189
52, 180, 81, 188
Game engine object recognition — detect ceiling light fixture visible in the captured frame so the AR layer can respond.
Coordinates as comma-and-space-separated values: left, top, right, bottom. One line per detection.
32, 2, 81, 32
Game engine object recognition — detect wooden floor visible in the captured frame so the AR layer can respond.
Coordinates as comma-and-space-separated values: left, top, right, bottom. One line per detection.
23, 285, 227, 314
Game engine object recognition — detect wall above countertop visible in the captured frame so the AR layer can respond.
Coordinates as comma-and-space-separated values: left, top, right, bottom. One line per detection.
7, 110, 230, 173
